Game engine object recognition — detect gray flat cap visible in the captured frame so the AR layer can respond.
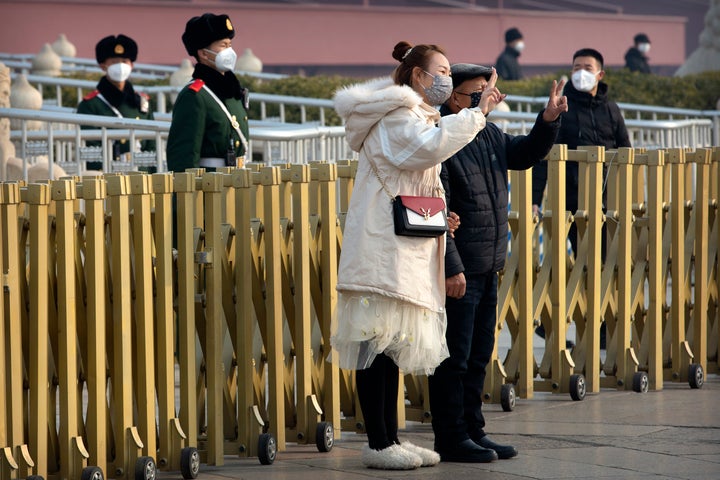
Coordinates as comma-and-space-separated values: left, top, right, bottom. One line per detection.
451, 63, 494, 89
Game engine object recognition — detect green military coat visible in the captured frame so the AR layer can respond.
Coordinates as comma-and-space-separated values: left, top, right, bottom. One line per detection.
76, 77, 154, 169
166, 78, 249, 172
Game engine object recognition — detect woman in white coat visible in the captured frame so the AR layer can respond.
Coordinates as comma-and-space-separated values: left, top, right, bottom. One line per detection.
331, 41, 498, 470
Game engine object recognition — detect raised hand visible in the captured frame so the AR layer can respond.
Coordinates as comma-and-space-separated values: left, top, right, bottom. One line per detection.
543, 79, 568, 122
479, 67, 507, 116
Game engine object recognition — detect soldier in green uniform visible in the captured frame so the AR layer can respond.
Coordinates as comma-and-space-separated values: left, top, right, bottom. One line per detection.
76, 34, 154, 171
167, 13, 249, 172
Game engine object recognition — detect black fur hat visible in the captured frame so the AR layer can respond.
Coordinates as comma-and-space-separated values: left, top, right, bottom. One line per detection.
95, 34, 137, 63
182, 13, 235, 57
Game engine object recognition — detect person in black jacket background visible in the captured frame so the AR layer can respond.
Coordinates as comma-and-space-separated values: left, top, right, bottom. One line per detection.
429, 63, 566, 463
532, 48, 631, 255
495, 27, 524, 80
624, 33, 651, 74
531, 48, 631, 349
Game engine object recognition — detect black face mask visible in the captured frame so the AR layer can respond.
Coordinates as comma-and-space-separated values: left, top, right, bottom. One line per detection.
457, 90, 483, 109
468, 91, 482, 109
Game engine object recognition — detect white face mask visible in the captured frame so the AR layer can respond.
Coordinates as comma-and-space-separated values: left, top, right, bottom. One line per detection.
106, 62, 132, 83
638, 42, 651, 54
571, 69, 599, 92
514, 41, 525, 53
206, 47, 237, 72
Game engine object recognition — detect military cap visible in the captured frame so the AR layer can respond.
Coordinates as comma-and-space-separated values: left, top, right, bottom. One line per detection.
451, 63, 494, 89
182, 13, 235, 56
505, 27, 523, 44
96, 34, 138, 63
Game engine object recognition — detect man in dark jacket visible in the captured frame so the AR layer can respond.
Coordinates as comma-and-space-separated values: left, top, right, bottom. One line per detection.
495, 27, 524, 80
429, 63, 566, 463
532, 48, 631, 255
532, 48, 630, 349
625, 33, 651, 73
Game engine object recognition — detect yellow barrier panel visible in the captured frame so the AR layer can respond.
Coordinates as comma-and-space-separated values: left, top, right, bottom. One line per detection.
25, 183, 51, 479
1, 182, 29, 479
80, 177, 109, 476
1, 146, 718, 479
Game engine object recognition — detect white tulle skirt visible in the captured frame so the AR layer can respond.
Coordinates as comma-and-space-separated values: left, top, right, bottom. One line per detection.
330, 292, 449, 375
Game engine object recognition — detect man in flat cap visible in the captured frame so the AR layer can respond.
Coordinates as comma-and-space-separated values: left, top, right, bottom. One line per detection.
77, 34, 154, 170
495, 27, 524, 80
625, 33, 651, 73
167, 12, 249, 172
428, 64, 567, 463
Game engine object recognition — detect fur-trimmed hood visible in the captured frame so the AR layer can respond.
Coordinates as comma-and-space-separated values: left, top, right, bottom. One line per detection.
333, 77, 423, 151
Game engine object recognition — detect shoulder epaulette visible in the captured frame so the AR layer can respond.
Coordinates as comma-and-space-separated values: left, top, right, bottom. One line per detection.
83, 90, 99, 101
188, 79, 205, 92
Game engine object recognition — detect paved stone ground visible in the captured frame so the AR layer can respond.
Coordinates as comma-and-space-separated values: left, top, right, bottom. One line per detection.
158, 372, 720, 480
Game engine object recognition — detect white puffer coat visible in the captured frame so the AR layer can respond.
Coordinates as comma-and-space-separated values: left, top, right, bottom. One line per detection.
334, 77, 486, 312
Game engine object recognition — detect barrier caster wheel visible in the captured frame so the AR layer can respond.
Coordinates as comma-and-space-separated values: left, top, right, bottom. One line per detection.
569, 374, 586, 401
81, 466, 104, 480
258, 433, 277, 465
500, 384, 516, 412
135, 456, 156, 480
632, 372, 649, 393
688, 363, 704, 389
316, 422, 334, 452
180, 447, 200, 479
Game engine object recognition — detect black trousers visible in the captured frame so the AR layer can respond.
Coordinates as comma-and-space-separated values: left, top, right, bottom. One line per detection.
355, 353, 399, 450
429, 272, 497, 447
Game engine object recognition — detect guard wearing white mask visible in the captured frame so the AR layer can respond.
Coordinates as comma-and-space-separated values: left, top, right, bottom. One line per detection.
167, 13, 249, 172
77, 34, 153, 170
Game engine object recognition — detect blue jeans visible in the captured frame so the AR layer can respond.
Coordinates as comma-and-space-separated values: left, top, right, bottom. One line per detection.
429, 272, 497, 447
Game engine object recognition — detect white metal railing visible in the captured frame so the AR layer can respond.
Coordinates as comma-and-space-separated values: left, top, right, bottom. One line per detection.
505, 94, 720, 145
1, 106, 712, 183
0, 108, 351, 179
2, 53, 286, 81
12, 74, 331, 123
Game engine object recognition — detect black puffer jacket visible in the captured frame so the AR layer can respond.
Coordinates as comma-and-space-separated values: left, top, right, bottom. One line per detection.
624, 47, 650, 73
495, 46, 523, 80
531, 81, 631, 211
440, 108, 560, 277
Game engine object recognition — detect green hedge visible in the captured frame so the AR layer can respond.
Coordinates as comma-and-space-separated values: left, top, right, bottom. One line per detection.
496, 69, 720, 112
63, 69, 720, 126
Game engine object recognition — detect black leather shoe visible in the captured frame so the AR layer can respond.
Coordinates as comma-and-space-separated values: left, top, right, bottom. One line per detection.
475, 436, 518, 459
435, 439, 498, 463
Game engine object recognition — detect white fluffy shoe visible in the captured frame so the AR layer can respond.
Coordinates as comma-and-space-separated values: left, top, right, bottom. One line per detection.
361, 444, 422, 470
400, 441, 441, 467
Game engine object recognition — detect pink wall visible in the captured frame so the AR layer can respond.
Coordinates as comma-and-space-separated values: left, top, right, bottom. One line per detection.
0, 2, 686, 70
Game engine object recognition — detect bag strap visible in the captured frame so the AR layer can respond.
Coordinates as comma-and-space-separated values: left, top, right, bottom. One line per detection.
366, 154, 395, 201
96, 93, 123, 118
365, 153, 442, 201
200, 84, 250, 155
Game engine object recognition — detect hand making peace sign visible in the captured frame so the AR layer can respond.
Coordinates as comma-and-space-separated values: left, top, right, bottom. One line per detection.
543, 78, 569, 122
478, 67, 507, 116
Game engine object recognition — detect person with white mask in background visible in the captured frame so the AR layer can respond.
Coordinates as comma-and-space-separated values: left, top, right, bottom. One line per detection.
531, 48, 630, 350
167, 12, 249, 172
495, 27, 524, 80
77, 34, 154, 170
625, 33, 652, 73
